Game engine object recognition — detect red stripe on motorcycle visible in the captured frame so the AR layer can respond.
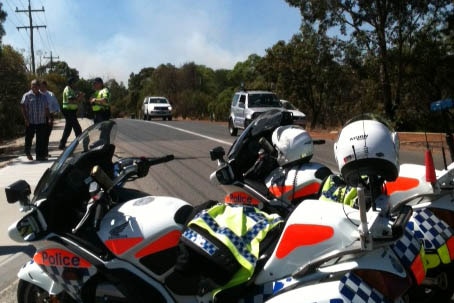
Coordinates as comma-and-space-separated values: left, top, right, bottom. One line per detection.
269, 182, 321, 200
292, 182, 321, 198
384, 177, 419, 195
276, 224, 334, 259
447, 237, 454, 260
104, 237, 143, 255
268, 185, 290, 196
411, 253, 426, 285
135, 230, 181, 259
33, 248, 91, 268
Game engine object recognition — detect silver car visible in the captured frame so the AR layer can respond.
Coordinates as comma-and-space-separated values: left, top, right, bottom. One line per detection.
228, 90, 283, 136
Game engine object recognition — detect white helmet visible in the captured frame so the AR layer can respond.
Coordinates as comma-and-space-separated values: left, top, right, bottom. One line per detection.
272, 125, 313, 166
334, 114, 400, 186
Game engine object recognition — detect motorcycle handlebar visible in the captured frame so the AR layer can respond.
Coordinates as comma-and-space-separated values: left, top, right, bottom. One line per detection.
145, 154, 174, 166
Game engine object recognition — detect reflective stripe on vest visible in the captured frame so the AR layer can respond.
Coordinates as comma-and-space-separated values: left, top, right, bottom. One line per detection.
92, 88, 110, 112
319, 175, 357, 207
184, 204, 282, 279
408, 208, 454, 266
62, 86, 78, 110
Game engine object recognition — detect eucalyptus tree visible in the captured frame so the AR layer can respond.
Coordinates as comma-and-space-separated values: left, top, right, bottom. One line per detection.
285, 0, 452, 120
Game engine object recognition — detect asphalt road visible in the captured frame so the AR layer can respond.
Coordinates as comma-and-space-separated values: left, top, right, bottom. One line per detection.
0, 118, 450, 302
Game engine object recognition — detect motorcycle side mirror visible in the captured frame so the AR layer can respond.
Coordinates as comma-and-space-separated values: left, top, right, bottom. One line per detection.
5, 180, 31, 204
9, 210, 46, 242
210, 146, 225, 161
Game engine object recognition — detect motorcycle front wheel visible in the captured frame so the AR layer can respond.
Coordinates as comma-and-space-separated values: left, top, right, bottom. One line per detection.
17, 280, 75, 303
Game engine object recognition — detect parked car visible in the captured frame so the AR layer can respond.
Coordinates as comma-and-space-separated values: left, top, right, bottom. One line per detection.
228, 90, 283, 136
280, 100, 307, 128
142, 96, 172, 121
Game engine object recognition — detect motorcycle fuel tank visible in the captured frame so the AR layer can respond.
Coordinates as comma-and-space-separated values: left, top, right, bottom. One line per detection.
255, 199, 359, 283
97, 195, 192, 277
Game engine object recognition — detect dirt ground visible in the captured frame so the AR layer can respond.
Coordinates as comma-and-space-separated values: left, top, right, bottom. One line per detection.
307, 129, 450, 153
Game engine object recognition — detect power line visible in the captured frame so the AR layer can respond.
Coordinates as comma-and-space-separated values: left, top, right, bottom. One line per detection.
15, 0, 46, 74
43, 51, 59, 71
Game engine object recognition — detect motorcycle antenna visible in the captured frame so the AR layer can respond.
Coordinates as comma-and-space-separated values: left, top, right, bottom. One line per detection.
424, 132, 437, 184
440, 132, 448, 170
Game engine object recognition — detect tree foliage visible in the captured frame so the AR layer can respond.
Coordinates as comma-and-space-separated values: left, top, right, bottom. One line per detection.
285, 0, 453, 122
1, 0, 453, 137
0, 45, 28, 140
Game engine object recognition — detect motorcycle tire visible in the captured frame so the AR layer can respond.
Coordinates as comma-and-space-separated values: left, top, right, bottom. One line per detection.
17, 280, 76, 303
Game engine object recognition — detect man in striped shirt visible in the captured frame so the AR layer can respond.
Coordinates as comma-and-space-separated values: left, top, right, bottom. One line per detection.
20, 79, 51, 161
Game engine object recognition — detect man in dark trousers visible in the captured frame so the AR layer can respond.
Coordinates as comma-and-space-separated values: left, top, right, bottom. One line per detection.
59, 77, 84, 150
40, 80, 60, 156
20, 79, 51, 161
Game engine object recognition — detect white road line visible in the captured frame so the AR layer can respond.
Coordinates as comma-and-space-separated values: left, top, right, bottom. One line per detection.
147, 121, 232, 146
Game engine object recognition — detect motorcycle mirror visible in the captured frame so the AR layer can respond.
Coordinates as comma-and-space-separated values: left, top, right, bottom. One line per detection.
210, 146, 226, 161
9, 211, 44, 242
5, 180, 31, 204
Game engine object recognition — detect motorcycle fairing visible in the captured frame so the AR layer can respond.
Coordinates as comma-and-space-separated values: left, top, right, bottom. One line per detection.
390, 226, 426, 285
18, 260, 64, 295
34, 248, 92, 268
386, 164, 436, 206
33, 248, 97, 301
255, 199, 359, 283
224, 191, 261, 206
275, 224, 334, 258
97, 195, 192, 278
339, 272, 393, 303
265, 163, 329, 203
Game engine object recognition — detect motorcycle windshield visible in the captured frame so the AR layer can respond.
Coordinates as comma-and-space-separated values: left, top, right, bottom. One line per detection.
227, 109, 293, 161
33, 120, 117, 200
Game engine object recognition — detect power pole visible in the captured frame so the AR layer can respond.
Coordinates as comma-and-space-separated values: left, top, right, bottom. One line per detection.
43, 51, 59, 72
16, 0, 46, 75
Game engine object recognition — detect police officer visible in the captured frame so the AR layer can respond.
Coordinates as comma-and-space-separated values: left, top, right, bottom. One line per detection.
59, 77, 84, 150
90, 77, 111, 124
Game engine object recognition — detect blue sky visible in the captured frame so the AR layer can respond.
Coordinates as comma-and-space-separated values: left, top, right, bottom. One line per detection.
2, 0, 302, 84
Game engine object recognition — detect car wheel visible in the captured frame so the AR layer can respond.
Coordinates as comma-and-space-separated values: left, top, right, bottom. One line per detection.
168, 116, 172, 121
143, 113, 147, 120
147, 115, 151, 121
228, 119, 238, 136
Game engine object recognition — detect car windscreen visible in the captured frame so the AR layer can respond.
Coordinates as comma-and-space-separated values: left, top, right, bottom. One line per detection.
248, 94, 282, 108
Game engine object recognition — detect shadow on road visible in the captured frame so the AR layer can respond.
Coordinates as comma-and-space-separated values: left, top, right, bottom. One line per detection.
0, 245, 35, 258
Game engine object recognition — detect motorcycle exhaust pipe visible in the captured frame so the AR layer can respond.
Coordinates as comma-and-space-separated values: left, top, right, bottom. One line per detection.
420, 272, 448, 290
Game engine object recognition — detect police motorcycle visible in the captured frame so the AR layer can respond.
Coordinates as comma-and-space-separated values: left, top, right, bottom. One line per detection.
309, 113, 454, 302
5, 120, 195, 303
4, 116, 421, 303
208, 110, 426, 302
378, 116, 454, 301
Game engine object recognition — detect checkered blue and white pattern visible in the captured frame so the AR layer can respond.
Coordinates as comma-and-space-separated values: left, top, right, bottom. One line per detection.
40, 264, 97, 301
411, 208, 454, 249
339, 272, 391, 303
200, 213, 257, 265
391, 226, 421, 268
182, 228, 219, 256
